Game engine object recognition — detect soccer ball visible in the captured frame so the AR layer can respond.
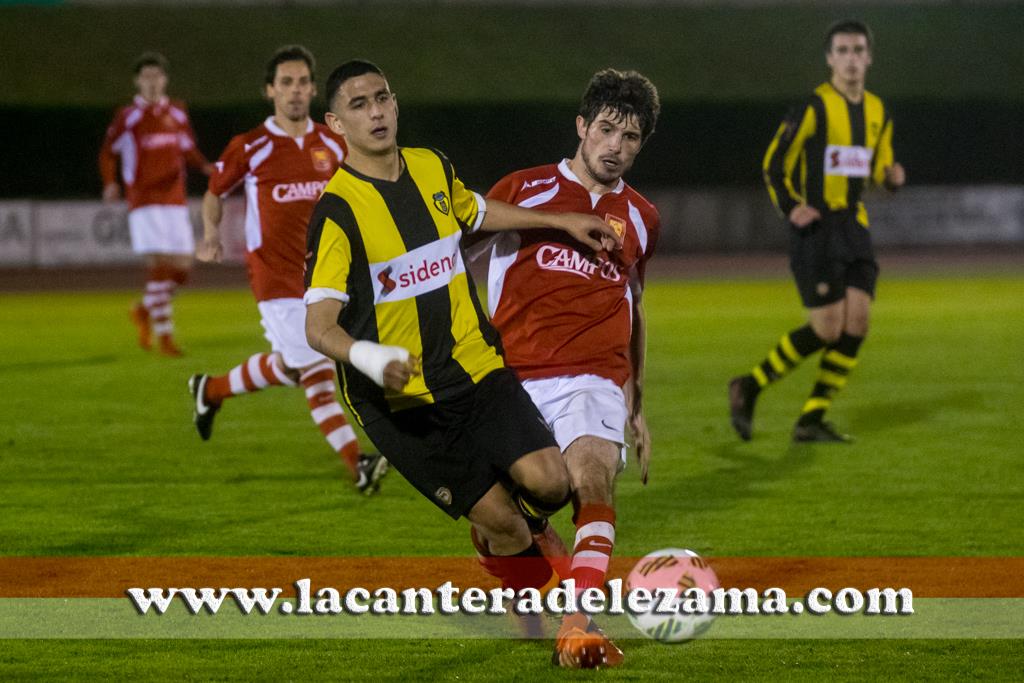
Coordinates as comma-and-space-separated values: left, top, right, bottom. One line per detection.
625, 548, 720, 642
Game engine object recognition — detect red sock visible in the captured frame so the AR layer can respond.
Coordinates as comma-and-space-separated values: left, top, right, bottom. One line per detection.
471, 527, 552, 591
570, 503, 616, 598
300, 360, 360, 478
204, 352, 295, 403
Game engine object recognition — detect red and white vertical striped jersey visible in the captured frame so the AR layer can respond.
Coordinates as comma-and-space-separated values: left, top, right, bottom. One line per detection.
99, 96, 208, 210
208, 117, 347, 302
485, 160, 660, 386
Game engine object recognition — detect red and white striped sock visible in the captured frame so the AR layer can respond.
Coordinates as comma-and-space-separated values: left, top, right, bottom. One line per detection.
300, 360, 360, 478
143, 277, 176, 338
570, 503, 616, 598
204, 352, 295, 404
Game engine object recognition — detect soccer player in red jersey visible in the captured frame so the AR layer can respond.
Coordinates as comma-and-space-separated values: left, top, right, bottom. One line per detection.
476, 69, 661, 667
189, 46, 385, 495
100, 52, 213, 356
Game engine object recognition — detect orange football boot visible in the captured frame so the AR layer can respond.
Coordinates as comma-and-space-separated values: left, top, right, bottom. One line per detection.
554, 613, 624, 669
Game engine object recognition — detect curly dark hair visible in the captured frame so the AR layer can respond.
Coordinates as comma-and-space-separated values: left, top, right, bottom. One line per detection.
578, 69, 660, 142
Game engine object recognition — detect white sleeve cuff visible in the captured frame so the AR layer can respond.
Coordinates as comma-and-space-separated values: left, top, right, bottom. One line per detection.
468, 192, 487, 233
304, 287, 350, 305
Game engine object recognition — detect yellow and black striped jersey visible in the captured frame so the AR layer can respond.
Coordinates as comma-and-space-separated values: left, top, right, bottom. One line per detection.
304, 147, 505, 423
763, 81, 895, 227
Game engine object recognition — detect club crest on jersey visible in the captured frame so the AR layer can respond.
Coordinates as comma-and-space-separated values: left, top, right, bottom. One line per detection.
435, 487, 452, 506
604, 213, 627, 239
311, 147, 333, 173
432, 191, 450, 215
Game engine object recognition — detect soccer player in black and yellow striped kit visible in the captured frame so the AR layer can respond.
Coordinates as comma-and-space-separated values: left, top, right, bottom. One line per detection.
730, 20, 906, 443
304, 61, 625, 667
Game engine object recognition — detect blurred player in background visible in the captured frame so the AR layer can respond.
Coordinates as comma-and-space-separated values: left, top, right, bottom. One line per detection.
477, 68, 660, 668
304, 60, 621, 666
730, 19, 905, 443
100, 52, 213, 357
189, 46, 385, 495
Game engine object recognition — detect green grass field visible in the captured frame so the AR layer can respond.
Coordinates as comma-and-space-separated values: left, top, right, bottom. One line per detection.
1, 273, 1021, 678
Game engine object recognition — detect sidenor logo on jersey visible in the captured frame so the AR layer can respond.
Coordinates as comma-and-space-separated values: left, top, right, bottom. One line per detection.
369, 233, 466, 304
272, 180, 329, 203
824, 145, 873, 178
378, 267, 397, 295
536, 245, 621, 282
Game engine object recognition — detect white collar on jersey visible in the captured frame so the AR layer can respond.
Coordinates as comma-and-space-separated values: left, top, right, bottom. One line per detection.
133, 95, 169, 109
264, 116, 314, 139
557, 159, 626, 196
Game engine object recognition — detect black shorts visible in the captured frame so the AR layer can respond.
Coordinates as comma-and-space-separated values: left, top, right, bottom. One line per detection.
788, 211, 880, 308
361, 368, 557, 519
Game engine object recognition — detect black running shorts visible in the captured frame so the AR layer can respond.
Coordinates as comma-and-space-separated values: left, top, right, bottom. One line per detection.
361, 368, 557, 519
788, 210, 880, 308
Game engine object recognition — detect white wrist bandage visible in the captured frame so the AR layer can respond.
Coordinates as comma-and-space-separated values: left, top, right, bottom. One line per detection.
349, 340, 411, 387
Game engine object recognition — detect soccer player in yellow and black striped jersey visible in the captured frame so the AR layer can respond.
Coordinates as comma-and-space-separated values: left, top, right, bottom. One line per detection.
730, 20, 906, 443
303, 60, 623, 659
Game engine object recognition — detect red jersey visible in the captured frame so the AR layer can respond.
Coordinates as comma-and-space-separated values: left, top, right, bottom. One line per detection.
485, 160, 660, 386
208, 117, 347, 302
99, 96, 208, 210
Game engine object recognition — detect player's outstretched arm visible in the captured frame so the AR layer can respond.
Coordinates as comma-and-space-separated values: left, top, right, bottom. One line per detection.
479, 199, 621, 252
197, 191, 225, 262
305, 299, 419, 391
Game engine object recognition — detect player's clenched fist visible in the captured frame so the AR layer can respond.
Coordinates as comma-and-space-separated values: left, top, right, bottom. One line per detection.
349, 340, 421, 390
884, 162, 906, 190
788, 204, 822, 229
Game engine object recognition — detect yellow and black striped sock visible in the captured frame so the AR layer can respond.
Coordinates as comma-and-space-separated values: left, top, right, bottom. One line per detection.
798, 332, 864, 425
750, 325, 827, 390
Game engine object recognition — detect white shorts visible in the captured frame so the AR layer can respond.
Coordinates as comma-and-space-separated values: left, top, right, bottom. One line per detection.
128, 205, 195, 255
520, 373, 628, 467
257, 298, 328, 370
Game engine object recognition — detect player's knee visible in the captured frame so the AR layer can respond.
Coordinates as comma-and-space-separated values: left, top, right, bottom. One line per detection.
569, 462, 616, 506
565, 437, 619, 502
845, 314, 870, 337
810, 319, 842, 344
273, 353, 300, 382
512, 447, 571, 504
528, 473, 571, 509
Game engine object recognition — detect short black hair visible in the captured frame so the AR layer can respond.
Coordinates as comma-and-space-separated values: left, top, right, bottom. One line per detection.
578, 69, 660, 142
133, 52, 168, 75
825, 19, 874, 52
265, 45, 316, 86
324, 60, 385, 111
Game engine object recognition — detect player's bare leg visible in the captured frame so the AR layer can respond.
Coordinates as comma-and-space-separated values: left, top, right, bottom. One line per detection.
554, 436, 624, 668
470, 448, 570, 639
506, 446, 574, 578
843, 287, 871, 337
807, 298, 845, 345
468, 479, 559, 638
